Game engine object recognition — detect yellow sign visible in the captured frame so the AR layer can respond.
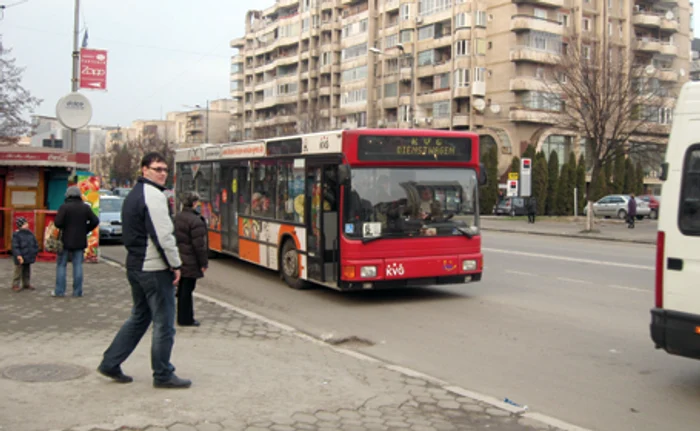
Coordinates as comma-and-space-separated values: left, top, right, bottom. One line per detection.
232, 179, 238, 194
508, 172, 519, 180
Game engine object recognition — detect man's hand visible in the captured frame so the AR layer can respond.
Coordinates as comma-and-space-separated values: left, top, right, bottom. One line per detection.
201, 267, 207, 273
172, 269, 181, 285
17, 256, 23, 264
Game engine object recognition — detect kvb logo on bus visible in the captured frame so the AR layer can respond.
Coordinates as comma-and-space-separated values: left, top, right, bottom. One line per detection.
386, 262, 405, 277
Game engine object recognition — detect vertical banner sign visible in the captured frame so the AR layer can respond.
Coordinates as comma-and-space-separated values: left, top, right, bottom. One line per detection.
507, 180, 519, 197
77, 172, 101, 262
520, 158, 532, 197
79, 49, 108, 90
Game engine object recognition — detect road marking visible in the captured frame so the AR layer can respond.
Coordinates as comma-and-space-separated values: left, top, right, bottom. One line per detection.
557, 277, 590, 284
483, 247, 654, 271
505, 269, 537, 276
607, 284, 649, 293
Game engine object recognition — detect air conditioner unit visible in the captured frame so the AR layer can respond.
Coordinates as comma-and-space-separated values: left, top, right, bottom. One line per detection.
415, 17, 423, 24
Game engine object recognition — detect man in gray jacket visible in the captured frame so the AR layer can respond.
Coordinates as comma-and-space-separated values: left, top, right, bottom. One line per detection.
98, 152, 191, 389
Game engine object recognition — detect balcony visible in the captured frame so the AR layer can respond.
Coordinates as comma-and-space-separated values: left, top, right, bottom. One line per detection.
512, 0, 564, 8
660, 42, 678, 56
416, 89, 451, 105
452, 114, 469, 127
510, 76, 549, 92
509, 107, 561, 124
632, 12, 661, 28
511, 15, 563, 35
510, 46, 561, 64
635, 38, 662, 53
660, 18, 680, 32
454, 86, 471, 98
472, 82, 486, 97
658, 69, 679, 81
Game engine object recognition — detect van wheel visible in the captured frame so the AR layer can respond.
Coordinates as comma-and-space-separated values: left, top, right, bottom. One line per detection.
650, 209, 658, 220
617, 209, 627, 220
281, 240, 307, 290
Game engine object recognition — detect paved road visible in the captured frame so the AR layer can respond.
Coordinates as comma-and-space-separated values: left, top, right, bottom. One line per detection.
101, 233, 700, 431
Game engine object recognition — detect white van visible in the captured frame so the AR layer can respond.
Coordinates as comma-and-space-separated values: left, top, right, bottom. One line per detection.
651, 81, 700, 360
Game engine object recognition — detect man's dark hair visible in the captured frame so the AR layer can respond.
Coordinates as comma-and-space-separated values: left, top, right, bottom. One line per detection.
141, 152, 167, 168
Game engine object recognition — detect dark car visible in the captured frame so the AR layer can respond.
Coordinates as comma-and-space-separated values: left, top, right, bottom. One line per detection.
494, 197, 528, 216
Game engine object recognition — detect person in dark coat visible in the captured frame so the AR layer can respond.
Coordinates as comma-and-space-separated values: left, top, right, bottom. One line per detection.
53, 186, 100, 297
174, 192, 208, 326
627, 193, 637, 229
11, 217, 38, 292
527, 197, 537, 224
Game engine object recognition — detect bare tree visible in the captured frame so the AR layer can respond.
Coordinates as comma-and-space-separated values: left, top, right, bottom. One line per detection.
108, 134, 176, 187
543, 36, 674, 229
0, 39, 41, 145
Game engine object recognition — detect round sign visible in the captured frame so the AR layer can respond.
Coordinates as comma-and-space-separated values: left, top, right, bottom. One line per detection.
56, 92, 93, 130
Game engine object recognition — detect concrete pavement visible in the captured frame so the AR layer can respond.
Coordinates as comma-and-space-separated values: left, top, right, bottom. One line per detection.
479, 217, 656, 245
0, 258, 580, 431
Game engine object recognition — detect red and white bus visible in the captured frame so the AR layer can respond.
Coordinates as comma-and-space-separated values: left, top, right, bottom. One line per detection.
174, 129, 485, 290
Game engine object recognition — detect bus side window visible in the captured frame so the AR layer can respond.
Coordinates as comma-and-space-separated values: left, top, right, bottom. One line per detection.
277, 160, 296, 222
239, 167, 251, 216
679, 147, 700, 235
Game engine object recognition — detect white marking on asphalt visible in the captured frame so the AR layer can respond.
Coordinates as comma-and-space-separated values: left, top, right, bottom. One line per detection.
484, 247, 654, 271
557, 277, 590, 284
607, 284, 648, 293
506, 270, 537, 276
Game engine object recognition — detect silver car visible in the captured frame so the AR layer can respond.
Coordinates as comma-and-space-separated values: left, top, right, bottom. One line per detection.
583, 194, 650, 219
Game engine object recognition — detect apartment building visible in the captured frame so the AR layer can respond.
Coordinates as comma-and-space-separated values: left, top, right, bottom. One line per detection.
230, 0, 691, 177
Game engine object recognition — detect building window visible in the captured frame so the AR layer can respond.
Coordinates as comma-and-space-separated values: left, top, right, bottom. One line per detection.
341, 65, 368, 83
434, 73, 450, 90
534, 8, 547, 19
455, 39, 470, 56
557, 13, 569, 27
455, 13, 469, 28
523, 91, 561, 111
385, 33, 399, 49
433, 101, 450, 118
341, 43, 368, 61
542, 135, 572, 169
526, 31, 561, 53
582, 45, 591, 60
417, 49, 436, 66
583, 18, 591, 31
341, 88, 367, 106
474, 67, 485, 82
418, 0, 453, 17
455, 69, 470, 87
475, 38, 486, 55
608, 22, 613, 36
384, 82, 398, 97
418, 25, 435, 40
400, 30, 413, 42
400, 4, 411, 21
399, 105, 410, 122
475, 11, 486, 27
321, 51, 332, 66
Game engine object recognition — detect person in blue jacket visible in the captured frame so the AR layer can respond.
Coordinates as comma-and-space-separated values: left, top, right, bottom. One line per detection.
11, 217, 38, 292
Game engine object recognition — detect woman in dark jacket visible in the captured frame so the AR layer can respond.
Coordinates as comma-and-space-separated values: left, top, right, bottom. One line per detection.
174, 192, 208, 326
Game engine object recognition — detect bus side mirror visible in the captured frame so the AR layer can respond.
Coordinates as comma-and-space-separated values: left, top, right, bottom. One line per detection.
478, 163, 488, 186
659, 162, 669, 181
338, 165, 351, 186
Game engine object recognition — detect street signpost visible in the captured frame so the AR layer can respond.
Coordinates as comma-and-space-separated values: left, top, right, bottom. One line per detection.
520, 158, 532, 197
507, 179, 519, 197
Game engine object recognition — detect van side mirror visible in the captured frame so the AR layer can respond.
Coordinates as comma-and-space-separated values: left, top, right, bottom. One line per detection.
338, 164, 351, 186
659, 162, 669, 181
478, 163, 488, 186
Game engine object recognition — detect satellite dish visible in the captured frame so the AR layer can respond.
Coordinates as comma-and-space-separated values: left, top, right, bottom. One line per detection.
645, 65, 656, 75
473, 98, 486, 112
56, 92, 92, 130
680, 68, 686, 77
665, 10, 674, 20
490, 104, 501, 114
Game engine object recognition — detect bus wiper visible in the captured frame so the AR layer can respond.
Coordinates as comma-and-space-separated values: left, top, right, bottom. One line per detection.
455, 227, 474, 239
362, 235, 385, 244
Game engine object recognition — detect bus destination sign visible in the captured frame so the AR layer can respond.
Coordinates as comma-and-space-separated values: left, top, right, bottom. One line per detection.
357, 136, 471, 162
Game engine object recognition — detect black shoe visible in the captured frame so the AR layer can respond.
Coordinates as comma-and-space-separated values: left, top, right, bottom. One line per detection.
97, 365, 133, 383
178, 320, 200, 327
153, 375, 192, 389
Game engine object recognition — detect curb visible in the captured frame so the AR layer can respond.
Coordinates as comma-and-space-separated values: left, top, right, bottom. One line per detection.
481, 227, 656, 245
98, 254, 593, 431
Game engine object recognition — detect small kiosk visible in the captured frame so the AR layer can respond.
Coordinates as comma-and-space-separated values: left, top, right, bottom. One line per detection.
0, 147, 91, 261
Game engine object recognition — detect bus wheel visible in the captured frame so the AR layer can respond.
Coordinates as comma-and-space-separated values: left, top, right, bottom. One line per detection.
281, 240, 306, 290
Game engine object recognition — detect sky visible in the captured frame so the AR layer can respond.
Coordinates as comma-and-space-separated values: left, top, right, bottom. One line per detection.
1, 0, 699, 128
2, 0, 257, 127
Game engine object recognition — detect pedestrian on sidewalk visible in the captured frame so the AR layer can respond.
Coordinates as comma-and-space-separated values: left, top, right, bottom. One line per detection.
527, 197, 537, 224
53, 186, 99, 298
174, 191, 208, 327
11, 217, 38, 292
627, 194, 637, 229
98, 152, 191, 389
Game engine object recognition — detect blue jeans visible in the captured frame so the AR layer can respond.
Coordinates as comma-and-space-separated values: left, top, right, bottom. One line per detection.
55, 249, 84, 296
100, 270, 177, 382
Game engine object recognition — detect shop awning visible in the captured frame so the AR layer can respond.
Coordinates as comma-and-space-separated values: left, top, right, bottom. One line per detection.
0, 147, 90, 170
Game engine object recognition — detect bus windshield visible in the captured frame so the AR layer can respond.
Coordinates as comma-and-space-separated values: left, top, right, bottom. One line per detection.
344, 167, 478, 240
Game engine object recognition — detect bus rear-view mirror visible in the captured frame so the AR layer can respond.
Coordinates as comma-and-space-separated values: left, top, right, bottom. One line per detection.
659, 162, 669, 181
478, 163, 488, 186
338, 164, 351, 186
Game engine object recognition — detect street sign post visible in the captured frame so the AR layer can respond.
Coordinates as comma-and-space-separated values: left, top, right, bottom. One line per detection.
79, 49, 108, 90
507, 179, 519, 197
520, 158, 532, 197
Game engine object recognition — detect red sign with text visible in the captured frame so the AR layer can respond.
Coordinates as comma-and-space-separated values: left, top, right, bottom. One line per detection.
79, 49, 108, 90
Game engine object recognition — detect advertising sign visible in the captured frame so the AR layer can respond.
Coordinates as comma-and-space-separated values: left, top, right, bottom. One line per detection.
79, 49, 108, 90
76, 172, 101, 262
520, 158, 532, 197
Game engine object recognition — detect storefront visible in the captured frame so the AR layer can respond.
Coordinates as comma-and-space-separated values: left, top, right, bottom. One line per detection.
0, 147, 92, 261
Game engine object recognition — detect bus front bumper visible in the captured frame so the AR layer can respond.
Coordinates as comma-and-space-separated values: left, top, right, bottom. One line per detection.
651, 308, 700, 360
340, 273, 481, 290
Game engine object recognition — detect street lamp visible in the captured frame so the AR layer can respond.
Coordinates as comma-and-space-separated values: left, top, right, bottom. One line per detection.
369, 44, 415, 129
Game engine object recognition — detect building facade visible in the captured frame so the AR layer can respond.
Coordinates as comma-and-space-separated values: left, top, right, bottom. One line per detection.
230, 0, 691, 184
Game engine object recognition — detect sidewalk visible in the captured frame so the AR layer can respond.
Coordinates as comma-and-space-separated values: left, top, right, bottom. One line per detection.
480, 217, 657, 245
0, 259, 578, 431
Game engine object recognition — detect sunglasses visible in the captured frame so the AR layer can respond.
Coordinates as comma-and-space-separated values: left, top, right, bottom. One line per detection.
149, 166, 169, 173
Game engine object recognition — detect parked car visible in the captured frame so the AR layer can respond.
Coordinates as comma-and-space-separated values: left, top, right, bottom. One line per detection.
583, 194, 650, 219
639, 194, 660, 219
98, 189, 113, 197
99, 196, 124, 242
494, 197, 528, 216
113, 187, 132, 198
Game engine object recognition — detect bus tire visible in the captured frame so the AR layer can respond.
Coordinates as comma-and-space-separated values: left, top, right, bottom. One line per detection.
281, 240, 307, 290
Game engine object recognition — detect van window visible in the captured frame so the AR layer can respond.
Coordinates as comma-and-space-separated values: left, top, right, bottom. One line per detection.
679, 145, 700, 235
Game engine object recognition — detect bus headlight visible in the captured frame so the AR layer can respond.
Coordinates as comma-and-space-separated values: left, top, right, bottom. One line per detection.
462, 260, 477, 271
360, 266, 377, 278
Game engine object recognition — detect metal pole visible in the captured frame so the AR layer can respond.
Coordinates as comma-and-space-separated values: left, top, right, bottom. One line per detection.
574, 187, 578, 217
409, 53, 415, 129
70, 0, 80, 154
206, 100, 209, 143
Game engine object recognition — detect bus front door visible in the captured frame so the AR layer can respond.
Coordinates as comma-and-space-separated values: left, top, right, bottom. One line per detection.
305, 164, 339, 285
221, 165, 239, 254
